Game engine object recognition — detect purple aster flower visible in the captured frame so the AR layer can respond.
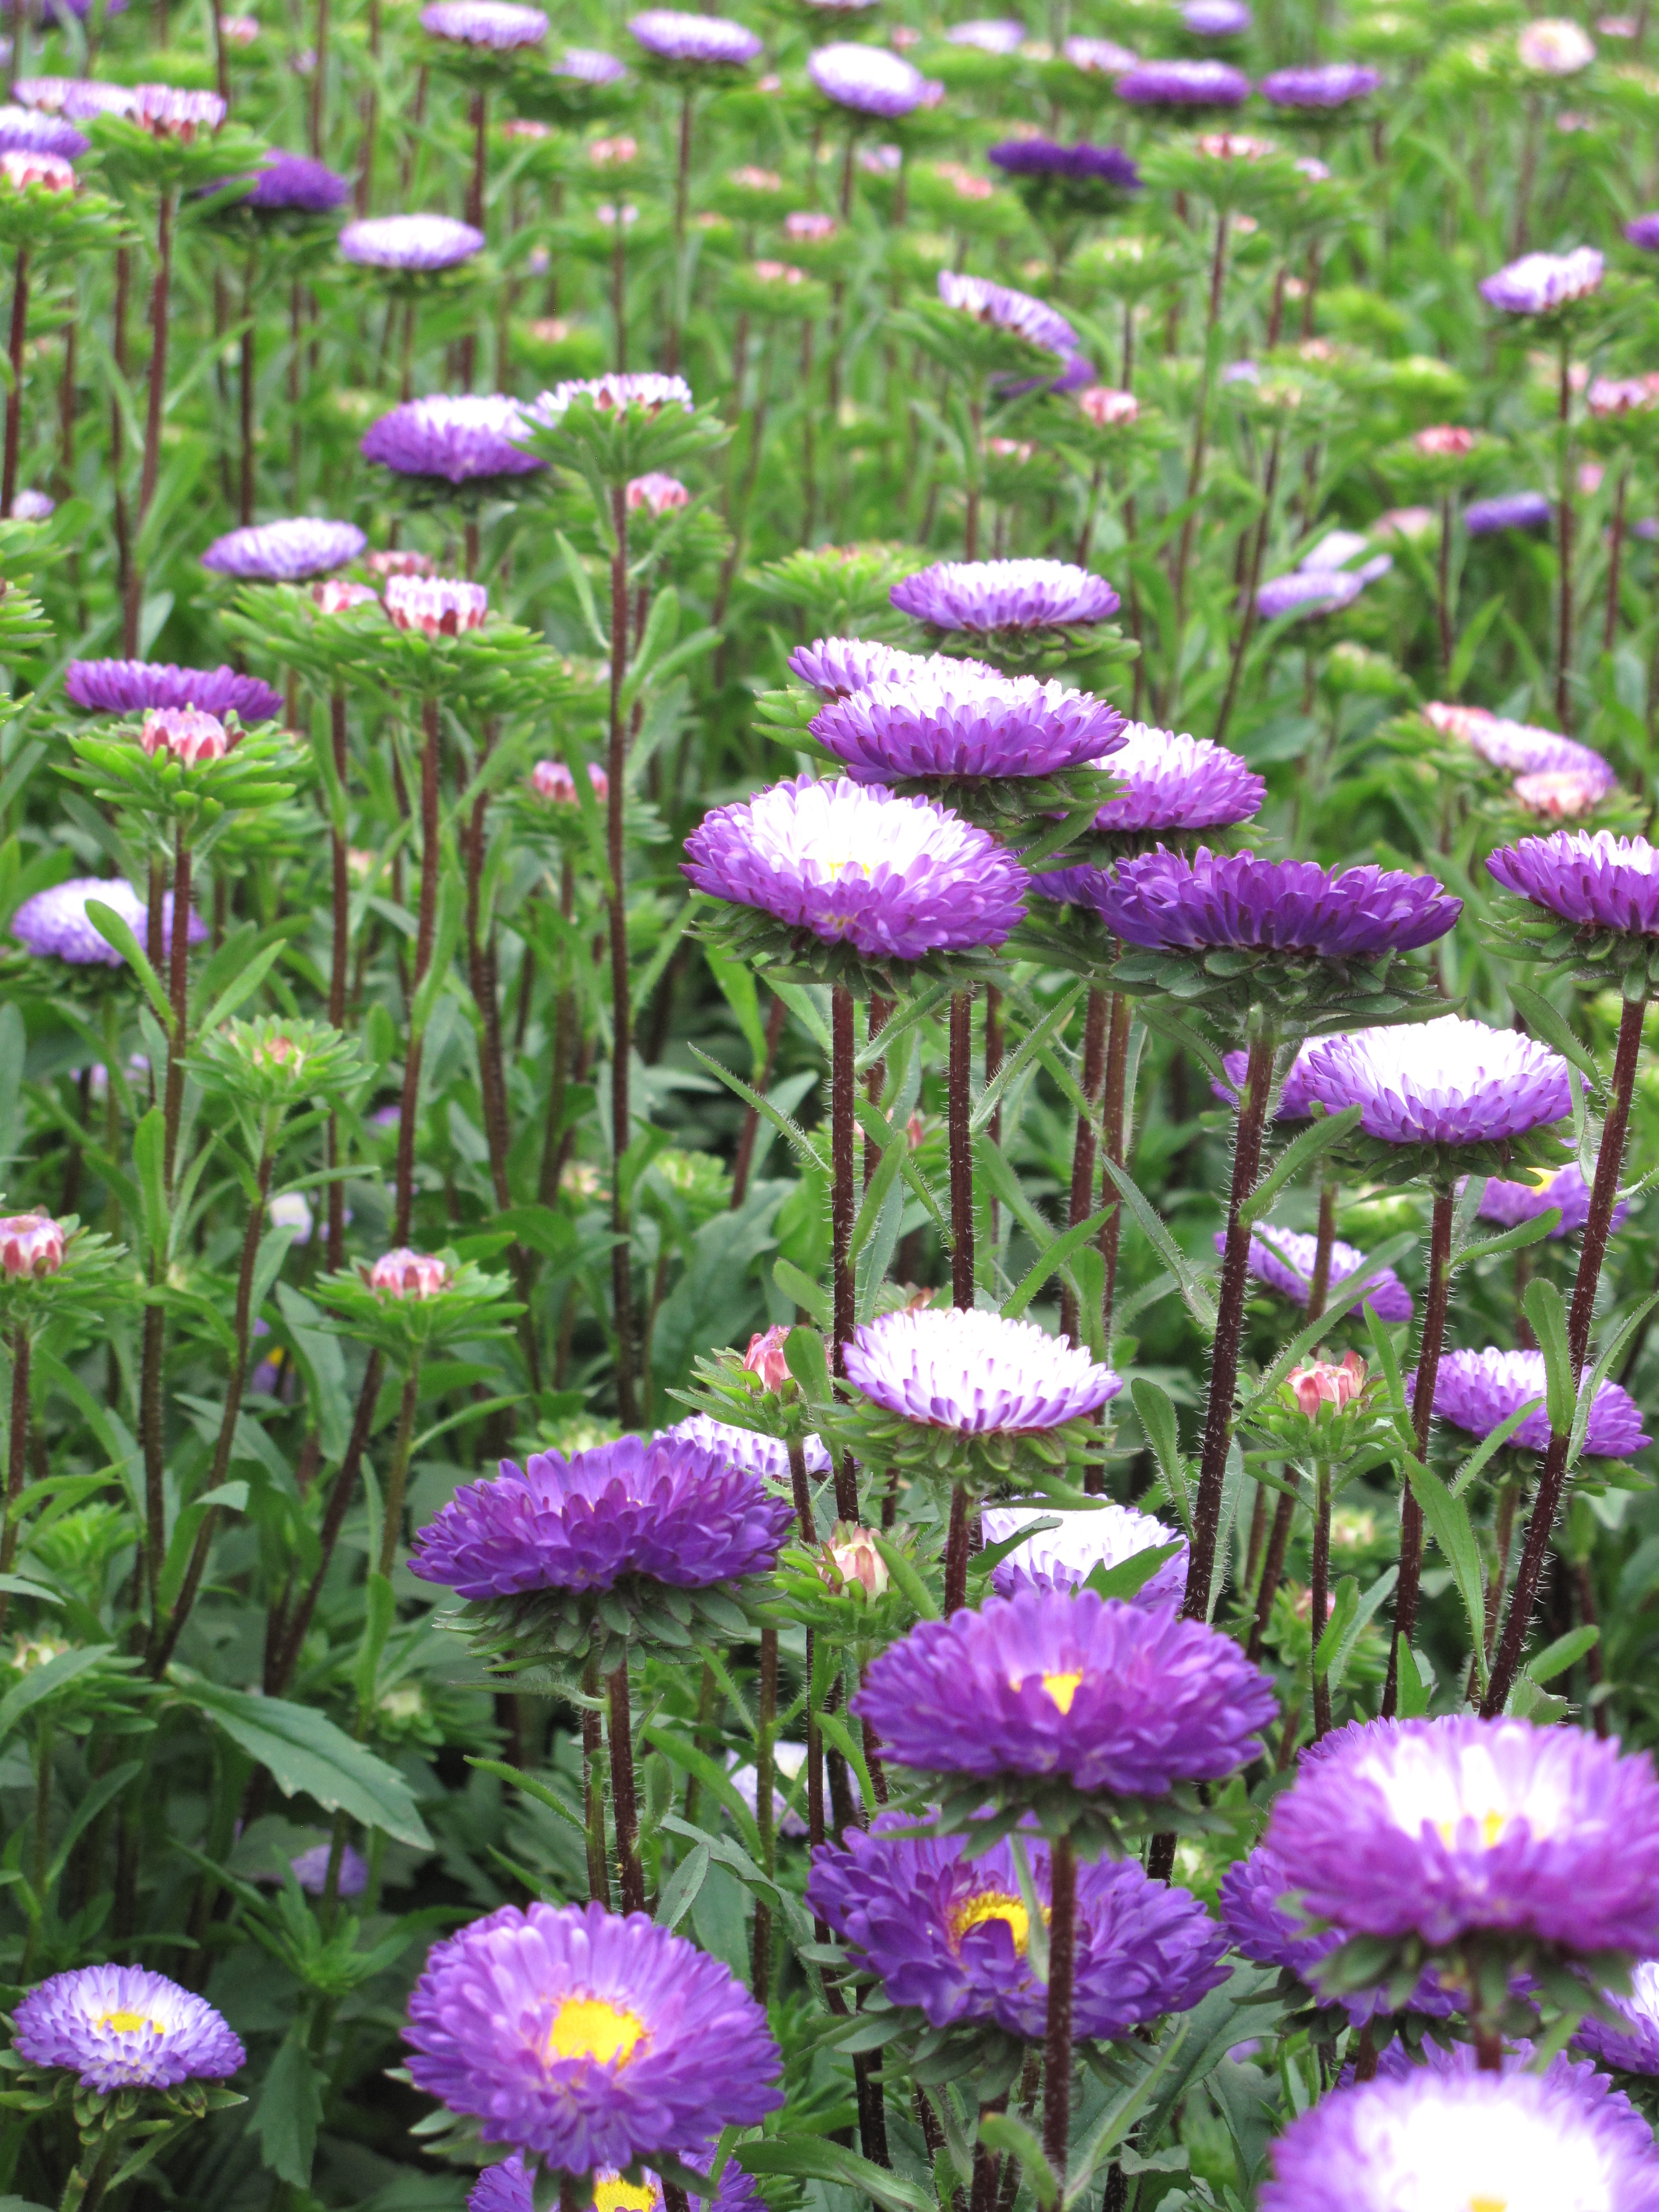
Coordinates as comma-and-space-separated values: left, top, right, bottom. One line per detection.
628, 9, 763, 65
1223, 1223, 1413, 1324
1216, 1043, 1320, 1118
935, 270, 1078, 357
855, 1588, 1277, 1797
1254, 565, 1383, 620
200, 516, 367, 580
11, 877, 205, 966
1220, 1843, 1459, 2021
946, 17, 1025, 51
983, 1500, 1188, 1609
1265, 1713, 1659, 1957
472, 2155, 764, 2212
1260, 62, 1380, 108
810, 671, 1125, 784
842, 1309, 1120, 1433
287, 1842, 369, 1895
0, 104, 85, 157
808, 1813, 1226, 2037
1426, 700, 1613, 786
659, 1412, 831, 1477
1296, 1015, 1574, 1145
1477, 1161, 1624, 1238
683, 774, 1029, 962
1063, 35, 1136, 74
1576, 1959, 1659, 2076
808, 43, 927, 115
1424, 1347, 1648, 1459
892, 557, 1119, 634
422, 0, 547, 45
9, 488, 52, 522
555, 46, 630, 82
1260, 2063, 1659, 2212
64, 658, 284, 723
1467, 490, 1552, 534
232, 149, 350, 212
361, 394, 541, 483
403, 1900, 782, 2162
1487, 829, 1659, 936
987, 137, 1141, 190
13, 1965, 245, 2090
1086, 721, 1263, 833
1183, 0, 1250, 33
1626, 212, 1659, 252
408, 1434, 795, 1599
14, 76, 137, 118
1480, 246, 1605, 314
786, 636, 998, 698
338, 212, 486, 270
1054, 848, 1460, 960
1116, 57, 1250, 106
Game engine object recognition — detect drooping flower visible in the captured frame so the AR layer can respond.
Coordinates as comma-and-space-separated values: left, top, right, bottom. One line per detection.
362, 394, 540, 484
0, 1213, 64, 1279
808, 42, 928, 115
230, 149, 350, 211
13, 1965, 246, 2091
1465, 490, 1552, 534
403, 1901, 782, 2162
200, 516, 367, 581
1265, 1714, 1659, 1957
786, 636, 997, 700
934, 270, 1079, 358
628, 9, 763, 64
1082, 721, 1263, 834
892, 557, 1119, 634
983, 1500, 1187, 1609
1486, 829, 1659, 936
1295, 1015, 1575, 1146
384, 576, 490, 634
1576, 1960, 1659, 2075
1425, 1347, 1648, 1459
64, 660, 284, 723
0, 104, 86, 159
338, 212, 486, 270
1477, 1161, 1623, 1239
1226, 1223, 1413, 1323
421, 0, 547, 45
841, 1309, 1120, 1434
1259, 62, 1380, 108
809, 671, 1125, 784
855, 1588, 1276, 1798
808, 1813, 1226, 2038
1518, 17, 1597, 72
987, 137, 1140, 190
1114, 58, 1250, 106
139, 706, 230, 766
369, 1249, 451, 1299
11, 877, 204, 966
682, 774, 1029, 962
1480, 247, 1605, 315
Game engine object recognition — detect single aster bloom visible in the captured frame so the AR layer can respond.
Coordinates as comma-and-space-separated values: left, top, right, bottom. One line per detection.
1259, 2064, 1659, 2212
422, 0, 547, 44
0, 1213, 64, 1278
339, 213, 486, 270
808, 1813, 1226, 2038
13, 1965, 245, 2090
842, 1308, 1120, 1434
471, 2156, 764, 2212
1226, 1222, 1413, 1323
1115, 58, 1250, 106
128, 84, 227, 140
1295, 1015, 1574, 1146
786, 636, 997, 699
808, 43, 928, 115
409, 1433, 796, 1599
946, 16, 1025, 50
1576, 1959, 1659, 2076
0, 104, 86, 157
1183, 0, 1250, 30
362, 394, 541, 484
983, 1500, 1187, 1609
1423, 700, 1613, 787
1259, 62, 1380, 108
855, 1587, 1277, 1799
231, 149, 351, 212
14, 76, 137, 117
682, 774, 1029, 963
1487, 829, 1659, 936
987, 138, 1141, 190
1467, 490, 1552, 535
0, 149, 74, 191
935, 270, 1079, 358
1477, 1161, 1624, 1238
555, 45, 630, 82
65, 659, 283, 723
1254, 567, 1377, 621
200, 516, 367, 580
1518, 16, 1597, 73
141, 705, 230, 765
404, 1900, 782, 2163
1265, 1713, 1659, 1956
1480, 246, 1605, 314
1064, 35, 1136, 73
11, 877, 204, 966
891, 557, 1119, 634
532, 758, 609, 803
287, 1842, 369, 1895
810, 671, 1125, 784
659, 1412, 832, 1479
534, 372, 694, 419
386, 575, 490, 634
628, 9, 763, 64
1220, 1842, 1455, 2020
1426, 1347, 1648, 1459
1084, 721, 1263, 834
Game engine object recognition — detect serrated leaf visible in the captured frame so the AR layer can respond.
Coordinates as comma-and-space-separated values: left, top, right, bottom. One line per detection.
1522, 1277, 1575, 1437
177, 1678, 431, 1846
1237, 1107, 1361, 1230
1402, 1453, 1489, 1690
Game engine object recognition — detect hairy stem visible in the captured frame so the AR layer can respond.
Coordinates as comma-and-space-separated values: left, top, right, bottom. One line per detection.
1383, 1187, 1455, 1716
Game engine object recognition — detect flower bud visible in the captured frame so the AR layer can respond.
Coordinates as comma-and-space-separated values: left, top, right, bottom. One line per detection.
0, 1213, 64, 1280
822, 1522, 889, 1600
784, 210, 837, 242
139, 705, 230, 765
0, 150, 74, 192
590, 135, 638, 166
368, 549, 435, 579
1078, 386, 1139, 427
131, 84, 228, 140
743, 1324, 790, 1391
730, 165, 781, 190
626, 471, 691, 515
1518, 17, 1596, 74
313, 577, 379, 614
1285, 1349, 1366, 1417
532, 758, 608, 802
1414, 424, 1475, 456
1515, 769, 1603, 820
384, 575, 489, 636
368, 1248, 450, 1299
1195, 131, 1277, 160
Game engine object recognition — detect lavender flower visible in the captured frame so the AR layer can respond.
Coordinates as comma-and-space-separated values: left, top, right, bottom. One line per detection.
988, 138, 1141, 189
14, 77, 137, 117
810, 671, 1125, 784
891, 557, 1119, 634
786, 636, 997, 698
1084, 721, 1263, 834
682, 774, 1029, 962
421, 0, 547, 46
338, 213, 486, 270
659, 1412, 831, 1478
1487, 829, 1659, 936
1183, 0, 1250, 31
288, 1842, 368, 1895
808, 1814, 1226, 2038
472, 2156, 764, 2212
555, 46, 630, 82
200, 516, 367, 580
1466, 490, 1551, 534
1259, 63, 1380, 108
1114, 58, 1250, 106
1254, 565, 1381, 621
628, 10, 763, 65
842, 1309, 1119, 1434
1626, 212, 1659, 252
946, 17, 1025, 51
1480, 246, 1605, 315
1265, 1713, 1659, 1956
0, 104, 86, 158
13, 1965, 245, 2089
1576, 1960, 1659, 2075
64, 659, 284, 723
11, 878, 205, 966
1295, 1015, 1574, 1145
10, 490, 52, 520
1425, 700, 1613, 786
408, 1434, 796, 1599
1225, 1223, 1413, 1323
361, 394, 541, 483
1426, 1348, 1649, 1459
808, 43, 928, 115
403, 1901, 782, 2161
1477, 1161, 1623, 1238
1063, 35, 1136, 74
855, 1588, 1277, 1798
1220, 1844, 1458, 2021
232, 149, 350, 212
935, 270, 1079, 357
983, 1500, 1187, 1608
1216, 1043, 1320, 1118
129, 85, 228, 139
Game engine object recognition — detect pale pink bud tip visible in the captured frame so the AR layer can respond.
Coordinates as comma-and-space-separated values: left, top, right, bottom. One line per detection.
743, 1323, 791, 1391
139, 705, 230, 765
822, 1522, 889, 1599
0, 1214, 64, 1280
369, 1248, 451, 1299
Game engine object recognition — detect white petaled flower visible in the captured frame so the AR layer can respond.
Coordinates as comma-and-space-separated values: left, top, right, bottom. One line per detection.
982, 1500, 1186, 1607
1518, 17, 1597, 74
841, 1308, 1121, 1434
384, 576, 489, 636
368, 1249, 451, 1299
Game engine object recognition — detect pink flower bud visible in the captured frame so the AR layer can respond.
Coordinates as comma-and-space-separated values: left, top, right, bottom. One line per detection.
1587, 374, 1659, 416
384, 575, 488, 636
822, 1523, 889, 1600
743, 1324, 790, 1391
905, 1111, 926, 1149
368, 1248, 451, 1299
1423, 699, 1498, 744
1196, 132, 1277, 161
591, 135, 638, 166
0, 1213, 64, 1280
0, 150, 74, 192
1414, 424, 1475, 456
784, 210, 837, 242
1078, 386, 1139, 428
626, 471, 691, 515
753, 259, 807, 286
139, 705, 230, 765
249, 1031, 304, 1071
313, 578, 379, 614
368, 550, 436, 579
1515, 769, 1605, 819
532, 758, 608, 802
131, 84, 228, 140
596, 203, 638, 229
500, 117, 550, 140
1285, 1349, 1366, 1417
729, 166, 780, 190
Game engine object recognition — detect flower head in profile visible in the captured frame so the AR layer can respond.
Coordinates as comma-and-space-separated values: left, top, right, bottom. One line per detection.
315, 579, 379, 614
232, 150, 350, 211
1427, 1347, 1648, 1459
1487, 830, 1659, 937
1115, 58, 1250, 106
626, 471, 689, 515
843, 1309, 1119, 1434
66, 660, 283, 723
1296, 1015, 1574, 1147
1424, 700, 1613, 788
535, 372, 694, 419
1077, 386, 1139, 427
11, 878, 204, 967
403, 1900, 782, 2162
987, 137, 1140, 190
1064, 35, 1136, 74
1518, 17, 1597, 73
1515, 768, 1609, 819
1260, 62, 1379, 108
421, 0, 547, 45
129, 84, 227, 140
1229, 1224, 1413, 1323
808, 43, 928, 115
1467, 490, 1553, 535
659, 1414, 831, 1481
946, 16, 1024, 50
14, 1964, 245, 2090
339, 213, 486, 270
555, 45, 629, 82
1286, 1349, 1366, 1416
810, 671, 1125, 786
935, 271, 1079, 358
362, 394, 540, 483
787, 637, 997, 700
1084, 721, 1263, 834
0, 145, 80, 192
628, 9, 763, 64
1477, 1160, 1623, 1240
15, 77, 137, 118
983, 1500, 1186, 1609
369, 1249, 451, 1300
201, 517, 367, 581
139, 706, 231, 767
1220, 1842, 1457, 2022
1480, 247, 1605, 315
0, 1213, 64, 1280
892, 557, 1119, 634
384, 576, 489, 635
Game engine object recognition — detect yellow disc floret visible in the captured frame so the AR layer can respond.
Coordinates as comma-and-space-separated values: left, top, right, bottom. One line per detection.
547, 1995, 650, 2069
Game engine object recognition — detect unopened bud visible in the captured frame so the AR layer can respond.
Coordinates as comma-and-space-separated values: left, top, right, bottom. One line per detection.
743, 1324, 790, 1391
0, 1213, 64, 1280
368, 1248, 450, 1299
822, 1522, 889, 1600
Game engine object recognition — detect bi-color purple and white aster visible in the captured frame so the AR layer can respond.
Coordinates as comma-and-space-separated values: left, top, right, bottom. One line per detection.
0, 104, 86, 158
1227, 1222, 1413, 1323
1424, 700, 1613, 788
64, 658, 283, 723
1115, 57, 1249, 106
946, 16, 1025, 50
1295, 1015, 1574, 1146
1216, 1043, 1320, 1119
808, 1813, 1226, 2039
13, 1965, 244, 2090
232, 150, 350, 212
11, 878, 204, 966
1577, 1960, 1659, 2077
1265, 1713, 1659, 1958
1480, 246, 1605, 315
361, 394, 541, 483
555, 46, 630, 82
658, 1412, 831, 1479
1425, 1348, 1648, 1459
1477, 1161, 1624, 1239
935, 270, 1079, 357
409, 1434, 796, 1599
1487, 830, 1659, 936
1084, 722, 1263, 834
841, 1308, 1119, 1434
809, 671, 1125, 784
808, 43, 928, 115
534, 372, 694, 420
786, 636, 997, 699
1183, 0, 1250, 32
338, 212, 486, 270
892, 557, 1119, 634
421, 0, 547, 45
855, 1588, 1277, 1798
683, 775, 1029, 962
987, 138, 1141, 190
1260, 62, 1380, 108
628, 9, 763, 65
200, 516, 367, 581
983, 1500, 1187, 1608
404, 1901, 782, 2162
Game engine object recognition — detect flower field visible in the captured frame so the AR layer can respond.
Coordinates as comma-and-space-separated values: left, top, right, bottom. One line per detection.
5, 0, 1659, 2207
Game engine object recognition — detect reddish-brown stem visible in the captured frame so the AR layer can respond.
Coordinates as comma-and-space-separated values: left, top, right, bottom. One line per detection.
1605, 467, 1628, 653
2, 244, 29, 519
238, 251, 255, 526
1310, 1461, 1333, 1737
949, 992, 975, 1311
731, 994, 787, 1209
394, 700, 441, 1246
1383, 1187, 1455, 1716
607, 488, 638, 1426
1556, 329, 1575, 731
944, 1485, 970, 1615
830, 984, 859, 1523
1098, 989, 1131, 1359
1058, 990, 1109, 1343
125, 191, 175, 655
1041, 1833, 1076, 2187
0, 1327, 31, 1640
112, 248, 131, 642
161, 829, 191, 1193
1246, 1476, 1299, 1664
266, 1353, 383, 1693
607, 1660, 645, 1915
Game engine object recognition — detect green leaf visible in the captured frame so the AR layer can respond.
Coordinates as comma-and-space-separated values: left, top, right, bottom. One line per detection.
465, 1757, 587, 1833
1313, 1575, 1359, 1677
84, 898, 172, 1027
1327, 1566, 1398, 1694
782, 1322, 831, 1404
1568, 1291, 1659, 1469
134, 1107, 168, 1264
642, 1724, 764, 1861
1402, 1453, 1489, 1690
848, 1107, 910, 1266
555, 529, 609, 652
773, 1259, 829, 1329
1449, 1397, 1546, 1497
1237, 1107, 1361, 1230
970, 982, 1085, 1136
1101, 1158, 1218, 1330
177, 1678, 432, 1846
1451, 1207, 1563, 1274
1065, 2023, 1191, 2203
1526, 1623, 1599, 1684
1395, 1639, 1432, 1718
737, 2137, 935, 2212
871, 1528, 940, 1621
705, 946, 767, 1073
1079, 1540, 1184, 1606
655, 1841, 710, 1931
1509, 980, 1600, 1084
1522, 1278, 1575, 1437
0, 1644, 118, 1744
1002, 1203, 1114, 1321
688, 1040, 824, 1175
198, 937, 285, 1036
977, 2114, 1057, 2211
250, 2031, 325, 2187
1241, 1230, 1418, 1412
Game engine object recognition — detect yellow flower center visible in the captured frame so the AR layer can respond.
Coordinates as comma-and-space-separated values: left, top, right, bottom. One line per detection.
97, 2010, 153, 2035
547, 1996, 650, 2069
823, 853, 873, 882
595, 2180, 658, 2212
1437, 1810, 1508, 1848
1040, 1670, 1084, 1714
1469, 2199, 1507, 2212
948, 1890, 1033, 1955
